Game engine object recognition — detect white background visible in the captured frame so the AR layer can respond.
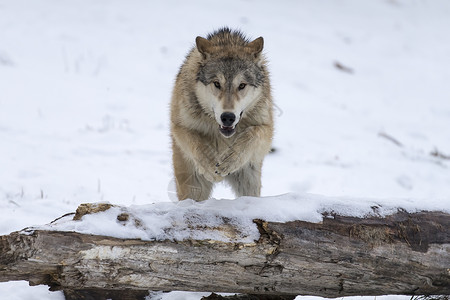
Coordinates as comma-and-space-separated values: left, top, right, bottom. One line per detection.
1, 0, 449, 299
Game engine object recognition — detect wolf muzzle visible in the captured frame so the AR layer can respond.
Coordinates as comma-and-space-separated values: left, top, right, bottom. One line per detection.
219, 112, 236, 137
220, 112, 235, 126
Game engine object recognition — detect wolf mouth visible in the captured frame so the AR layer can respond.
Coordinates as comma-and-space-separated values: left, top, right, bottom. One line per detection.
219, 125, 236, 137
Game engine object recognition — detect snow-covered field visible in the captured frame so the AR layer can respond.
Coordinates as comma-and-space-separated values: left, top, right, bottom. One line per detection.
1, 0, 449, 299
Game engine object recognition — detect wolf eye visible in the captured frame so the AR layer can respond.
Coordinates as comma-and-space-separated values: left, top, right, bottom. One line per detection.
238, 83, 247, 90
213, 81, 221, 89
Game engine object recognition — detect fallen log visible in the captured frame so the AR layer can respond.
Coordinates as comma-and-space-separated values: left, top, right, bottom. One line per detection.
0, 197, 449, 299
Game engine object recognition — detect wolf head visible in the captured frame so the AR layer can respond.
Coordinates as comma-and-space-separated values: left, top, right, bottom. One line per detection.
194, 28, 266, 138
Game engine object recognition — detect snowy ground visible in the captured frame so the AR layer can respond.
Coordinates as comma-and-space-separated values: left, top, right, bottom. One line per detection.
1, 0, 450, 299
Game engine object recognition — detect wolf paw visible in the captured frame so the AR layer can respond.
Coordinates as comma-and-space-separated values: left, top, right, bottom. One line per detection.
197, 165, 223, 183
215, 150, 241, 177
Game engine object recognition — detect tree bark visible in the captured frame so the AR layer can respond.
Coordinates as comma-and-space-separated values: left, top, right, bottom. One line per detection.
0, 206, 449, 299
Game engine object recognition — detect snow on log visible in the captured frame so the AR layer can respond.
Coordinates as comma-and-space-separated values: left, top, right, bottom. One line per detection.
0, 194, 449, 299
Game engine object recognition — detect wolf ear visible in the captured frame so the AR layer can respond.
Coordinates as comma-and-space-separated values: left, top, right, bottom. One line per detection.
246, 37, 264, 58
196, 36, 213, 59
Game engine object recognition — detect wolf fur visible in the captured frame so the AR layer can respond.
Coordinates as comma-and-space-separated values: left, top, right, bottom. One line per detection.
170, 28, 273, 201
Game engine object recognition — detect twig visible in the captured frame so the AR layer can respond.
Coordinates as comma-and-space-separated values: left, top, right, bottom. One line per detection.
430, 148, 450, 160
334, 61, 354, 74
378, 132, 403, 147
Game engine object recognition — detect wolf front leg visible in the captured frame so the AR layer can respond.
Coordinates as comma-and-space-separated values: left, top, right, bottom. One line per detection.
225, 162, 262, 197
171, 124, 223, 182
215, 124, 273, 177
172, 142, 214, 201
171, 124, 222, 201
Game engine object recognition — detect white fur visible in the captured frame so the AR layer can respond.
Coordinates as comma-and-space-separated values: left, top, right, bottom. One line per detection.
195, 75, 262, 129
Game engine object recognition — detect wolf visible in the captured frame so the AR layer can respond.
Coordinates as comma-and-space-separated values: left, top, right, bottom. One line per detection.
170, 28, 274, 201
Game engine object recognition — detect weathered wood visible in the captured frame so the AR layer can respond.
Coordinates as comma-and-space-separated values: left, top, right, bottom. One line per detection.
0, 209, 449, 298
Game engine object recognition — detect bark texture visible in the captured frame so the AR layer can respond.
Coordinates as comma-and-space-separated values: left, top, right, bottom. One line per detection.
0, 208, 449, 299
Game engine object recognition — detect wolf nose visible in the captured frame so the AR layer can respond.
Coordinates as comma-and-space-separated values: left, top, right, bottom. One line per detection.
220, 112, 236, 127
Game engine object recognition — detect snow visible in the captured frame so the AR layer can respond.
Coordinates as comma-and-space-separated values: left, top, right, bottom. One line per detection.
1, 0, 450, 299
37, 193, 449, 244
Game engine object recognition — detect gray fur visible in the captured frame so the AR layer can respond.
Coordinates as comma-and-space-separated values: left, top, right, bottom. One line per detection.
197, 58, 265, 88
170, 28, 274, 201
